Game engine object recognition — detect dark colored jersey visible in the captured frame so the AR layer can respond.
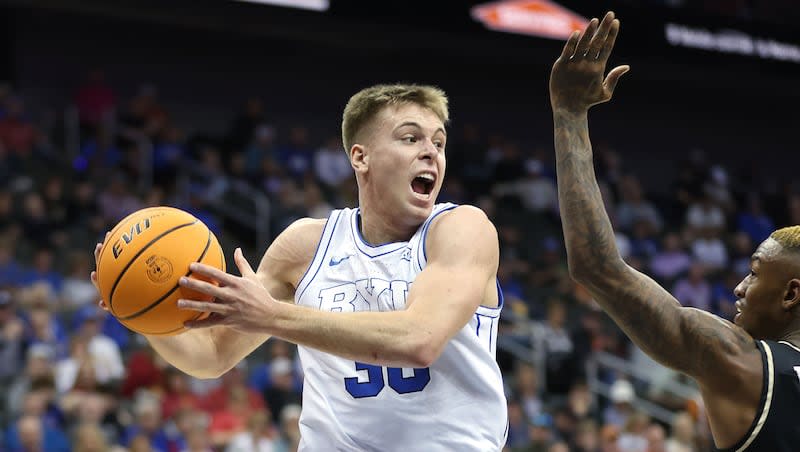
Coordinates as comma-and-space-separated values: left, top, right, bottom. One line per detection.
716, 340, 800, 451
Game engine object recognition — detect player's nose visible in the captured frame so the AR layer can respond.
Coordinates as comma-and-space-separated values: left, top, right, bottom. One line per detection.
733, 280, 746, 299
419, 140, 437, 160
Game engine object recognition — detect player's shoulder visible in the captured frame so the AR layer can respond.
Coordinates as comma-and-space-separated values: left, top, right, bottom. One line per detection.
276, 217, 328, 258
262, 217, 328, 284
426, 205, 498, 259
428, 204, 496, 237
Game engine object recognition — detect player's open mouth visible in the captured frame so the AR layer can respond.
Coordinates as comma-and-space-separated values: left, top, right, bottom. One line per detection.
411, 172, 436, 197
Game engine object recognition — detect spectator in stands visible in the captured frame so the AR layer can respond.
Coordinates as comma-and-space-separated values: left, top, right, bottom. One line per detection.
226, 97, 267, 155
200, 362, 265, 414
0, 96, 36, 156
313, 136, 352, 195
572, 419, 600, 452
665, 411, 696, 452
672, 263, 711, 312
6, 343, 55, 418
74, 69, 117, 134
98, 175, 144, 224
225, 409, 278, 452
245, 124, 277, 177
649, 232, 691, 284
689, 229, 728, 273
539, 299, 577, 397
0, 290, 25, 380
736, 194, 774, 245
615, 175, 663, 234
276, 404, 301, 452
685, 192, 726, 238
604, 379, 636, 428
23, 248, 63, 297
276, 126, 314, 182
61, 251, 99, 309
122, 393, 170, 452
492, 159, 558, 214
5, 414, 70, 452
73, 421, 113, 452
513, 362, 543, 421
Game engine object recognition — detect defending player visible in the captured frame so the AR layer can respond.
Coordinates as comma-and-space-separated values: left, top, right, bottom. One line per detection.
550, 11, 800, 451
92, 85, 507, 450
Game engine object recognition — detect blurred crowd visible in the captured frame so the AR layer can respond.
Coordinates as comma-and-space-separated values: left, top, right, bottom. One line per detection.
0, 69, 798, 452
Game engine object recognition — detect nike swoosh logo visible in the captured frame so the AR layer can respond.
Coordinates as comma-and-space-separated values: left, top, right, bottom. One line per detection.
329, 255, 352, 266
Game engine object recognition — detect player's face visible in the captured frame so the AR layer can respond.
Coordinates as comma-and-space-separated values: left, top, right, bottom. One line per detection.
360, 103, 446, 224
733, 238, 798, 339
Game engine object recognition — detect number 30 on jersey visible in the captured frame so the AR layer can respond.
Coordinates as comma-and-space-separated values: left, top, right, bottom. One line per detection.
345, 362, 430, 398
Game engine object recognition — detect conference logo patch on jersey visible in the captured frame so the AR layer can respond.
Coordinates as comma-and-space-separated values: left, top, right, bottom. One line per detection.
318, 279, 411, 312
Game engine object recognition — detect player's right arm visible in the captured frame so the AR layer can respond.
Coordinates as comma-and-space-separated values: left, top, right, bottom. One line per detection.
92, 218, 323, 379
549, 13, 761, 386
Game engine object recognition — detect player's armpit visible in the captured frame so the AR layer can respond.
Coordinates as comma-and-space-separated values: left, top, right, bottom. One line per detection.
403, 205, 499, 366
590, 264, 759, 387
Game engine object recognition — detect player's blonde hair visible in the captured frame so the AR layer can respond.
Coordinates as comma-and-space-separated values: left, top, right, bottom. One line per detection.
771, 226, 800, 251
341, 84, 449, 154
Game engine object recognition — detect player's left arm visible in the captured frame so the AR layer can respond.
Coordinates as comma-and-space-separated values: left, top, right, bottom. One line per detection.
177, 206, 497, 368
267, 206, 496, 367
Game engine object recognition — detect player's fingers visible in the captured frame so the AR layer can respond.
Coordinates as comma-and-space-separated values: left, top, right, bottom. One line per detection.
589, 12, 615, 58
94, 243, 103, 261
184, 314, 226, 329
234, 248, 257, 279
604, 65, 630, 95
179, 276, 226, 299
598, 19, 620, 62
177, 298, 231, 314
187, 262, 236, 285
575, 17, 599, 56
560, 30, 580, 59
98, 299, 110, 312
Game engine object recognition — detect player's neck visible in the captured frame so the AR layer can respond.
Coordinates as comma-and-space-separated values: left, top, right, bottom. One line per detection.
778, 324, 800, 349
357, 208, 415, 246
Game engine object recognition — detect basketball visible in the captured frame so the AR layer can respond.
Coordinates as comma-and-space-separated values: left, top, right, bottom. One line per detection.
96, 206, 225, 336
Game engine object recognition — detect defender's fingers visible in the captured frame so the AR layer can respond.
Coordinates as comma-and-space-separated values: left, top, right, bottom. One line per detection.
598, 19, 621, 62
560, 30, 580, 59
575, 18, 599, 56
604, 65, 630, 94
589, 12, 615, 58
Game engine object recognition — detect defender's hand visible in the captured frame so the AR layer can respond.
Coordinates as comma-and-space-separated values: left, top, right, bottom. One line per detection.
177, 248, 275, 334
549, 11, 629, 114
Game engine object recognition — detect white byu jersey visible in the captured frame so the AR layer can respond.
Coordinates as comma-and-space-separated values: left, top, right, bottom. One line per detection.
294, 203, 508, 452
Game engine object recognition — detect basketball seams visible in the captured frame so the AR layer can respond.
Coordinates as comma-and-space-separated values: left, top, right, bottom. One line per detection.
107, 220, 198, 315
116, 228, 212, 321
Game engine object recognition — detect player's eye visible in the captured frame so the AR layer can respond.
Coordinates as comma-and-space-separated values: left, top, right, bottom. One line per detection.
402, 136, 417, 144
433, 140, 444, 149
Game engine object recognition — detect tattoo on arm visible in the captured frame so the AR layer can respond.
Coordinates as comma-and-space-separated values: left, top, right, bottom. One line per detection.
553, 112, 754, 377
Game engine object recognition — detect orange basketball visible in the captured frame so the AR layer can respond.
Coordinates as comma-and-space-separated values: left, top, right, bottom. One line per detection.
96, 206, 225, 336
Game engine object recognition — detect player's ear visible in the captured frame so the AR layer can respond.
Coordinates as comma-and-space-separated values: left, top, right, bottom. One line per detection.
350, 143, 369, 174
782, 278, 800, 311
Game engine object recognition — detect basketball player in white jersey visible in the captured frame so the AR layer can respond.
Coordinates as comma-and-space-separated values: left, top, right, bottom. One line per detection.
92, 85, 507, 450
